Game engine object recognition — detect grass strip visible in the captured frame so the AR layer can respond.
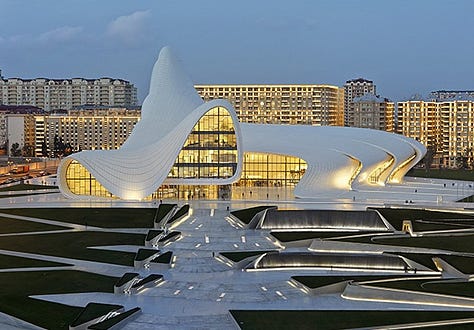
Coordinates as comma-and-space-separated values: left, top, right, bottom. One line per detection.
0, 253, 70, 269
374, 207, 474, 232
0, 216, 68, 234
364, 278, 474, 299
292, 275, 418, 289
373, 233, 474, 254
407, 169, 474, 181
0, 183, 58, 192
231, 310, 474, 330
270, 231, 384, 242
0, 231, 145, 266
0, 270, 117, 329
0, 208, 156, 228
230, 206, 276, 225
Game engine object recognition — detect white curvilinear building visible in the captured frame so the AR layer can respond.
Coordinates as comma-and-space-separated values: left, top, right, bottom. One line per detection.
57, 47, 425, 201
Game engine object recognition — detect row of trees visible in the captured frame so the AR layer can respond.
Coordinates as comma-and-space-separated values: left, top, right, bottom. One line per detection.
422, 146, 473, 170
9, 135, 80, 158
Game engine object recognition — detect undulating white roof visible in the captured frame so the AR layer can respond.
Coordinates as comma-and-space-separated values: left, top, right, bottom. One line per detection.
58, 47, 426, 200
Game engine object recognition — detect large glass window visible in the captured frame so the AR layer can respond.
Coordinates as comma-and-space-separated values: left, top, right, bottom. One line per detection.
236, 152, 307, 187
167, 106, 238, 180
65, 160, 113, 197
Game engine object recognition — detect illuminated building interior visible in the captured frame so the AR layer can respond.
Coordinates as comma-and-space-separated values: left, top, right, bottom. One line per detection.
65, 151, 307, 199
167, 107, 237, 180
66, 160, 112, 198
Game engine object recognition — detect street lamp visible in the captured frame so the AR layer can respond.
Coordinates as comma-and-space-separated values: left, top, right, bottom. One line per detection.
7, 160, 13, 172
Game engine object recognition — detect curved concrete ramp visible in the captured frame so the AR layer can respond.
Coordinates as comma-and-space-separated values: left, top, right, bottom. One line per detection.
249, 252, 411, 272
257, 209, 389, 231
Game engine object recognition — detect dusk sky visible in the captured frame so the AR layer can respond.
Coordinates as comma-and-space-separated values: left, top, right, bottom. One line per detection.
1, 0, 473, 103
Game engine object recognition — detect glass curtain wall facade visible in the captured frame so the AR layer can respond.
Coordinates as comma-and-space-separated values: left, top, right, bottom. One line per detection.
237, 152, 307, 187
168, 106, 237, 179
66, 160, 112, 197
64, 106, 307, 199
66, 151, 307, 199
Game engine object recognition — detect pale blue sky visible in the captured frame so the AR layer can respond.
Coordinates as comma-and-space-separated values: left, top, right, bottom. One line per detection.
1, 0, 473, 103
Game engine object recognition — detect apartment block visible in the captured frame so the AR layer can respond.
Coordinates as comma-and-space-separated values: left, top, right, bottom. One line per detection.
40, 107, 140, 156
195, 85, 344, 126
352, 94, 394, 132
344, 78, 376, 126
0, 76, 138, 111
429, 90, 474, 101
398, 96, 474, 168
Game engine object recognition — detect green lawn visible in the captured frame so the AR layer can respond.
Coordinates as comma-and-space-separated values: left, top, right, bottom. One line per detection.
407, 168, 474, 181
270, 231, 384, 242
394, 252, 474, 273
231, 310, 474, 330
0, 183, 58, 192
0, 208, 156, 228
365, 278, 474, 299
0, 192, 58, 199
373, 233, 474, 254
0, 270, 117, 329
0, 253, 70, 269
374, 207, 474, 232
0, 231, 145, 266
230, 206, 276, 225
0, 216, 68, 234
292, 275, 417, 289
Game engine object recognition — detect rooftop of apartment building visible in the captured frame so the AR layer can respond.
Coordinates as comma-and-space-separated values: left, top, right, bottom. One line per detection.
400, 93, 474, 103
0, 105, 45, 114
0, 77, 133, 83
345, 78, 374, 84
353, 94, 391, 103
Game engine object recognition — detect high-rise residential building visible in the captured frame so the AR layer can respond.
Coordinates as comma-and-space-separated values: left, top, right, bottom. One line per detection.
398, 96, 440, 153
195, 85, 344, 126
344, 78, 376, 126
429, 90, 474, 101
398, 95, 474, 169
352, 94, 394, 132
0, 76, 138, 111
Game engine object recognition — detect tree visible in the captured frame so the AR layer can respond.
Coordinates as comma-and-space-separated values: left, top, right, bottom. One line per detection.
422, 146, 435, 171
10, 143, 21, 157
41, 139, 48, 157
22, 144, 34, 157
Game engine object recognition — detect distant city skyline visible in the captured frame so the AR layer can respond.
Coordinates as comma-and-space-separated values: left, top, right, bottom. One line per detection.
1, 0, 473, 104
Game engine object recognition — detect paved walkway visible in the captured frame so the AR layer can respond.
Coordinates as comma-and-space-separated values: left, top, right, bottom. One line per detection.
0, 179, 472, 328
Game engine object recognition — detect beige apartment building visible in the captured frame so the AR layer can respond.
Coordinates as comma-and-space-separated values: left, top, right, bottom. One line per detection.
343, 78, 376, 126
352, 94, 394, 132
398, 97, 474, 169
195, 84, 344, 126
40, 108, 140, 156
5, 107, 140, 157
0, 77, 137, 111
